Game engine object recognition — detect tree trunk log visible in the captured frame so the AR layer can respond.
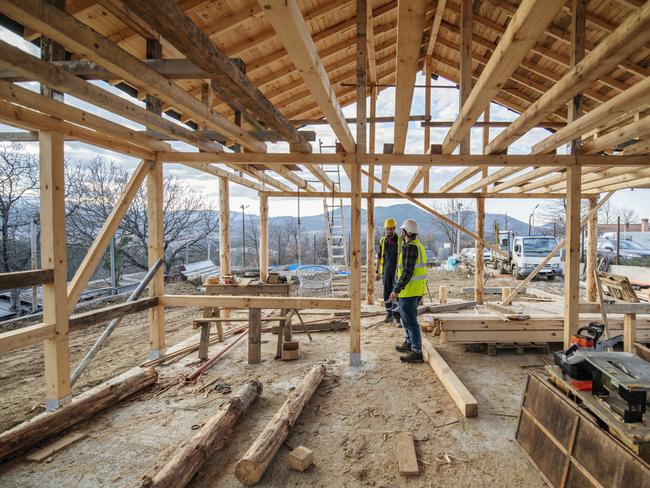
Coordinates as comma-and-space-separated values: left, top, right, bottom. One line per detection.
0, 366, 157, 462
141, 379, 263, 488
235, 363, 326, 485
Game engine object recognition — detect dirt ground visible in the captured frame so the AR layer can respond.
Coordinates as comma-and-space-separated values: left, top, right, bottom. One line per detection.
0, 269, 554, 487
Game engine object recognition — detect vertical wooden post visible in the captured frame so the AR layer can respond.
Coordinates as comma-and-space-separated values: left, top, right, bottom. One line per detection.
623, 313, 636, 353
459, 0, 472, 155
439, 285, 448, 304
40, 131, 70, 410
475, 196, 485, 304
219, 177, 231, 277
259, 194, 268, 283
249, 308, 262, 364
351, 0, 366, 365
366, 88, 376, 306
423, 57, 432, 192
146, 39, 165, 359
585, 195, 598, 302
501, 286, 511, 303
564, 0, 586, 348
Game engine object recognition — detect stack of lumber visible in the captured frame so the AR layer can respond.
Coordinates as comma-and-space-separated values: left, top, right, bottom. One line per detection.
436, 315, 650, 344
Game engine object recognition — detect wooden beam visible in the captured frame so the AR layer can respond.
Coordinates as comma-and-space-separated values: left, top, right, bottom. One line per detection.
582, 115, 650, 154
442, 0, 564, 154
366, 0, 377, 84
585, 196, 598, 302
475, 195, 485, 304
0, 269, 53, 291
425, 0, 447, 57
458, 0, 472, 156
385, 0, 427, 190
259, 194, 268, 283
422, 338, 478, 417
219, 177, 231, 278
257, 0, 354, 155
0, 322, 55, 355
66, 161, 148, 311
262, 191, 576, 199
68, 297, 158, 330
485, 2, 650, 154
0, 0, 262, 152
160, 295, 350, 310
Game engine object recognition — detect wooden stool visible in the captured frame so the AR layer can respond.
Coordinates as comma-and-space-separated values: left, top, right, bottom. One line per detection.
192, 318, 225, 360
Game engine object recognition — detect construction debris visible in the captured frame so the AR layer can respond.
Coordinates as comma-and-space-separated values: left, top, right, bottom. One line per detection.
396, 432, 419, 476
287, 445, 313, 472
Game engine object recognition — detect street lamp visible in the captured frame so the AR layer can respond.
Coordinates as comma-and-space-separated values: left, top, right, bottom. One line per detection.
528, 203, 540, 235
240, 204, 249, 268
456, 202, 463, 255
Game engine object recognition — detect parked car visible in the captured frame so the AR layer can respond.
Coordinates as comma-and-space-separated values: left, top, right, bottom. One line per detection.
597, 238, 650, 265
601, 232, 650, 250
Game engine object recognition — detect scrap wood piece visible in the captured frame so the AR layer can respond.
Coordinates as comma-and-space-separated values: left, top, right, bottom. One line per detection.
599, 271, 639, 302
25, 431, 87, 462
140, 380, 262, 488
287, 445, 313, 472
420, 301, 476, 314
0, 367, 157, 462
235, 363, 326, 485
422, 339, 478, 418
396, 432, 419, 475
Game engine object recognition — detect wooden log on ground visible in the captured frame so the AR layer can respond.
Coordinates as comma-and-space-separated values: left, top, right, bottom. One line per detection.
140, 379, 262, 488
0, 367, 157, 462
422, 339, 478, 417
235, 363, 326, 485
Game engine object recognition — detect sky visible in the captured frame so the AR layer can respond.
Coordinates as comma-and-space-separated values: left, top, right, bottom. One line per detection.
1, 26, 648, 224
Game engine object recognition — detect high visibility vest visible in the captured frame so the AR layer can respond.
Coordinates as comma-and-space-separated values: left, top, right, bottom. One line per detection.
378, 234, 403, 274
396, 239, 427, 298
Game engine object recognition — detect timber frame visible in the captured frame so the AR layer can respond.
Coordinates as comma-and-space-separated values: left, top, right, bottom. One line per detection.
0, 0, 649, 409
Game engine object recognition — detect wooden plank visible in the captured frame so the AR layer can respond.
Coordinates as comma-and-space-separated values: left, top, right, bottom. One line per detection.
147, 157, 165, 358
26, 431, 87, 462
257, 0, 353, 154
624, 313, 637, 353
578, 303, 650, 314
486, 1, 650, 154
0, 269, 53, 291
422, 338, 477, 417
634, 342, 650, 362
395, 432, 419, 475
66, 161, 148, 311
425, 0, 447, 57
160, 295, 350, 310
248, 308, 262, 364
2, 0, 262, 152
68, 297, 158, 331
0, 322, 56, 355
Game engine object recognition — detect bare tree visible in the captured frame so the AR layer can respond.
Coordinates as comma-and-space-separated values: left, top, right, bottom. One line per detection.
246, 214, 260, 267
617, 206, 637, 225
539, 198, 589, 235
431, 198, 475, 252
598, 200, 616, 225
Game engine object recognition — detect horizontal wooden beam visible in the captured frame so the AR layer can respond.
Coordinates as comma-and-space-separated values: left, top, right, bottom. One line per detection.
156, 152, 650, 167
0, 269, 53, 291
579, 303, 650, 314
159, 295, 350, 310
0, 322, 55, 355
260, 191, 574, 199
68, 297, 158, 330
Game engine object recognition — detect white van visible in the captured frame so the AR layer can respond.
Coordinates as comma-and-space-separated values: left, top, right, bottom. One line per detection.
600, 232, 650, 250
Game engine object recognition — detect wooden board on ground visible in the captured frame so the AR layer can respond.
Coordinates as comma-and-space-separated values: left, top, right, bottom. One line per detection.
422, 338, 478, 417
395, 432, 419, 475
516, 373, 650, 487
599, 271, 639, 302
26, 431, 87, 461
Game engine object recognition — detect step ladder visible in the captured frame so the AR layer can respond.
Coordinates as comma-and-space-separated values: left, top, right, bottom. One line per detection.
319, 139, 350, 297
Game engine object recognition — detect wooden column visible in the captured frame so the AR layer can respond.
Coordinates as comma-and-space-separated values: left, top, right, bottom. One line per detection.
474, 196, 485, 304
259, 194, 268, 282
459, 0, 473, 154
218, 177, 231, 276
564, 0, 586, 348
366, 87, 376, 306
248, 308, 261, 364
624, 313, 636, 353
40, 131, 70, 410
146, 39, 165, 359
585, 195, 598, 302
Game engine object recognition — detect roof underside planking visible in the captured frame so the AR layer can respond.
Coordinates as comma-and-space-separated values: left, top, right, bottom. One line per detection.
0, 0, 647, 197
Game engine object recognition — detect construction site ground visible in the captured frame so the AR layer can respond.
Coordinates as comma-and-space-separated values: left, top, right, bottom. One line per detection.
0, 269, 561, 487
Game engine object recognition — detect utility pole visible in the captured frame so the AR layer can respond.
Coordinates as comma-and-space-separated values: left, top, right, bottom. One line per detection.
241, 204, 249, 267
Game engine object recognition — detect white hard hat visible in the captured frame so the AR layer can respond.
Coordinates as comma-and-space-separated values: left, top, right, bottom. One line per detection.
400, 219, 418, 234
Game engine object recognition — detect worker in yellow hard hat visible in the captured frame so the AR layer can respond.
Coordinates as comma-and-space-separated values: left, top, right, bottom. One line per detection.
376, 217, 403, 324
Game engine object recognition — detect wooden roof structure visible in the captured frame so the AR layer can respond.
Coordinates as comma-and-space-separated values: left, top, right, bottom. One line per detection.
0, 0, 648, 197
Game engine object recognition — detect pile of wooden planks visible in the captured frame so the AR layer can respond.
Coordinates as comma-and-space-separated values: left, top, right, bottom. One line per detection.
598, 271, 639, 302
436, 315, 650, 344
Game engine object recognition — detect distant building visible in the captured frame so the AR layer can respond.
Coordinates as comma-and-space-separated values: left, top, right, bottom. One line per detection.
597, 218, 649, 235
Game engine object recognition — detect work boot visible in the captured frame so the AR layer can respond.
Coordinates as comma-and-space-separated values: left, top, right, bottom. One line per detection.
384, 315, 392, 323
394, 318, 403, 328
395, 341, 411, 353
400, 351, 424, 363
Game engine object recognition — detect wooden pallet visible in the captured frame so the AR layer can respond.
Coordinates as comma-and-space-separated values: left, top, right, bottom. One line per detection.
487, 342, 550, 356
517, 373, 650, 487
546, 365, 650, 463
598, 271, 639, 302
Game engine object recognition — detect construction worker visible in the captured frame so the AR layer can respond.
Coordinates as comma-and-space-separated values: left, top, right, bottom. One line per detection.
391, 219, 427, 363
376, 217, 403, 324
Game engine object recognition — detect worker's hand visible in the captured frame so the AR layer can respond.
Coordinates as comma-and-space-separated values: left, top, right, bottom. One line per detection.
418, 296, 424, 306
389, 291, 398, 302
376, 272, 381, 281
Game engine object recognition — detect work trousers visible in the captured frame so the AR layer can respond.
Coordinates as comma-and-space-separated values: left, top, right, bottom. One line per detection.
399, 296, 422, 353
382, 266, 400, 319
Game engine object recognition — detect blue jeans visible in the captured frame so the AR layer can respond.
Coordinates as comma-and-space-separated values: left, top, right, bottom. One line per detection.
399, 296, 421, 353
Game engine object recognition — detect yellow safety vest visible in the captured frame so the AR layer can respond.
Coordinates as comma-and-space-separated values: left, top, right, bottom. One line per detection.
378, 234, 403, 274
396, 239, 427, 298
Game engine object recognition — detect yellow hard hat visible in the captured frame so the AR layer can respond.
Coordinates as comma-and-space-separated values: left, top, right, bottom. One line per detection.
384, 217, 396, 229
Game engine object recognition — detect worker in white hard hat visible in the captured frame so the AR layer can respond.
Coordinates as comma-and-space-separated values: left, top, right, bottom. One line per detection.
376, 217, 403, 324
390, 219, 427, 363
